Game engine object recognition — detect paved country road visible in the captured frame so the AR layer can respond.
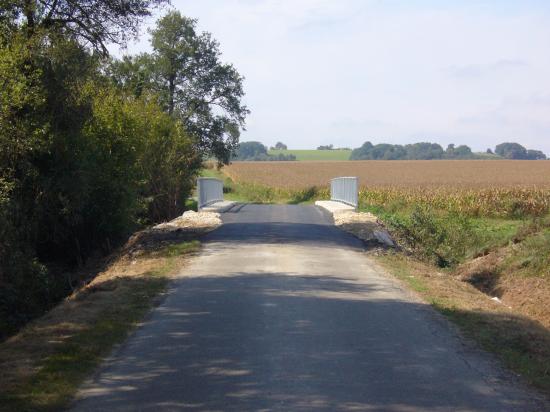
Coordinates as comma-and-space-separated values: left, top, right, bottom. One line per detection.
72, 205, 546, 411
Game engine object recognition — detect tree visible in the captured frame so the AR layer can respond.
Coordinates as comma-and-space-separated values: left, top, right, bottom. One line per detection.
0, 2, 206, 336
445, 144, 473, 159
234, 141, 295, 161
107, 54, 153, 98
526, 149, 547, 160
143, 11, 249, 163
350, 142, 406, 160
5, 0, 167, 53
405, 142, 444, 160
274, 142, 287, 150
351, 141, 450, 160
235, 141, 268, 160
495, 142, 528, 159
317, 144, 334, 150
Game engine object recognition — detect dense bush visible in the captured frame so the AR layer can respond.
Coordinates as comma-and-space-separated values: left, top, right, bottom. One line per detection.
384, 206, 473, 267
0, 8, 231, 336
495, 142, 547, 160
0, 38, 202, 336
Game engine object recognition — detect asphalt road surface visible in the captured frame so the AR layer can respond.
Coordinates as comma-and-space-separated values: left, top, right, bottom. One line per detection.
71, 204, 546, 411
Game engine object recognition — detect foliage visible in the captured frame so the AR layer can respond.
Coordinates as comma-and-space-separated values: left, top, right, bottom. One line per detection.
3, 0, 167, 54
445, 144, 473, 159
234, 141, 296, 161
235, 141, 268, 159
109, 11, 249, 164
271, 141, 287, 150
351, 140, 547, 160
383, 206, 474, 267
350, 141, 455, 160
495, 142, 547, 160
317, 144, 334, 150
0, 5, 207, 337
0, 239, 200, 412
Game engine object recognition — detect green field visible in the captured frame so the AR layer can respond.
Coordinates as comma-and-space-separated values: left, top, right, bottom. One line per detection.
268, 149, 351, 161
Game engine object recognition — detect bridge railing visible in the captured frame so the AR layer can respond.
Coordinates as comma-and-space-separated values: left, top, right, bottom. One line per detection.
197, 177, 224, 209
330, 176, 358, 208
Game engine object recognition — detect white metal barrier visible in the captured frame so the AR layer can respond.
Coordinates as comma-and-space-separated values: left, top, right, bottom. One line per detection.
330, 177, 358, 208
197, 177, 224, 208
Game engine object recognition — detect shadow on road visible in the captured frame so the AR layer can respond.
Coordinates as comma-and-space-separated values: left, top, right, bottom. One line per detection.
72, 272, 544, 411
206, 222, 365, 250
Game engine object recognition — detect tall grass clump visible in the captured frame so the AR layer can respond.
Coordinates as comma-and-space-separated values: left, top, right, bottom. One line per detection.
383, 205, 474, 267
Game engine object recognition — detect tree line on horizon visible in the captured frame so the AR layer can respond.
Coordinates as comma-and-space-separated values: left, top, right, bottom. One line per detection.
0, 2, 247, 337
234, 141, 296, 161
234, 140, 547, 161
350, 141, 547, 160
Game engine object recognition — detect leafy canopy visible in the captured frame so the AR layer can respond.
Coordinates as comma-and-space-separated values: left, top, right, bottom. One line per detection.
4, 0, 167, 53
109, 11, 249, 164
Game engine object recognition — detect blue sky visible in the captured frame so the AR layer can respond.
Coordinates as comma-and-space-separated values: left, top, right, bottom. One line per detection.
114, 0, 550, 154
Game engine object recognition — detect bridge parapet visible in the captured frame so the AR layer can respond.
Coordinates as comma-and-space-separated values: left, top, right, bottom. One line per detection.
197, 177, 224, 209
330, 176, 358, 209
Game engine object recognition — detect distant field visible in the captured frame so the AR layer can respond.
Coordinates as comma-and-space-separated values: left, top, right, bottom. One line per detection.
268, 149, 351, 161
224, 160, 550, 189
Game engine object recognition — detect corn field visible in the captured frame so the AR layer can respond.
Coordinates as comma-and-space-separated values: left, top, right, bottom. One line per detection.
223, 160, 550, 217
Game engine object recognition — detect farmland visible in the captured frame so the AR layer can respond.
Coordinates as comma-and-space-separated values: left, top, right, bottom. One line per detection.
267, 149, 352, 161
224, 159, 550, 189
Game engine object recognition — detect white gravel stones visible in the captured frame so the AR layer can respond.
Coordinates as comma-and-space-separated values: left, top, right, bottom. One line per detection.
316, 200, 395, 247
153, 210, 222, 231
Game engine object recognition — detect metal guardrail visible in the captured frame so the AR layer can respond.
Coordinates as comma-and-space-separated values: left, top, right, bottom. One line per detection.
197, 177, 224, 209
330, 176, 358, 208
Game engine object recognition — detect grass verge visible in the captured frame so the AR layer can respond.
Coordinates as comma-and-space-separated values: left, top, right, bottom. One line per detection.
0, 239, 200, 412
200, 167, 328, 204
267, 149, 352, 161
376, 253, 550, 395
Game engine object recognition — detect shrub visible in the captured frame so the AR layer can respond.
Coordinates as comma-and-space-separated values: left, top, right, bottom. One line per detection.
386, 205, 474, 267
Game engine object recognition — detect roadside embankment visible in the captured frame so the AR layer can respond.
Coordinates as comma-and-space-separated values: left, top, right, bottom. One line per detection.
0, 211, 221, 412
317, 199, 550, 396
315, 200, 395, 247
377, 252, 550, 396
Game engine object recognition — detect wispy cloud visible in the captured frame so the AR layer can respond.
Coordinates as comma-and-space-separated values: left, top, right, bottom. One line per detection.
445, 59, 529, 79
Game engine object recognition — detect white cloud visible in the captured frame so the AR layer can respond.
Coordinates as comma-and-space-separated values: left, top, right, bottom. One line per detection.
115, 0, 550, 155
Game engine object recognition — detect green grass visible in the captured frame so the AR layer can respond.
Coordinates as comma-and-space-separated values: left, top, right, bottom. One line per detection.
501, 228, 550, 279
200, 168, 329, 204
160, 240, 201, 257
0, 240, 200, 412
268, 149, 352, 161
360, 202, 527, 267
184, 198, 198, 212
468, 218, 524, 258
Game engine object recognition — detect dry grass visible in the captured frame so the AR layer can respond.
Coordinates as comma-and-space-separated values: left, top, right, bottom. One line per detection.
376, 253, 550, 396
0, 229, 204, 412
224, 160, 550, 189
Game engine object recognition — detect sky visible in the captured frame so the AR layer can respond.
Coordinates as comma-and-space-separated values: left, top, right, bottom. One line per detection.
113, 0, 550, 154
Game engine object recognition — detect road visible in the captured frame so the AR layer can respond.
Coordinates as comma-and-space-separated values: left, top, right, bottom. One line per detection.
72, 204, 544, 411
